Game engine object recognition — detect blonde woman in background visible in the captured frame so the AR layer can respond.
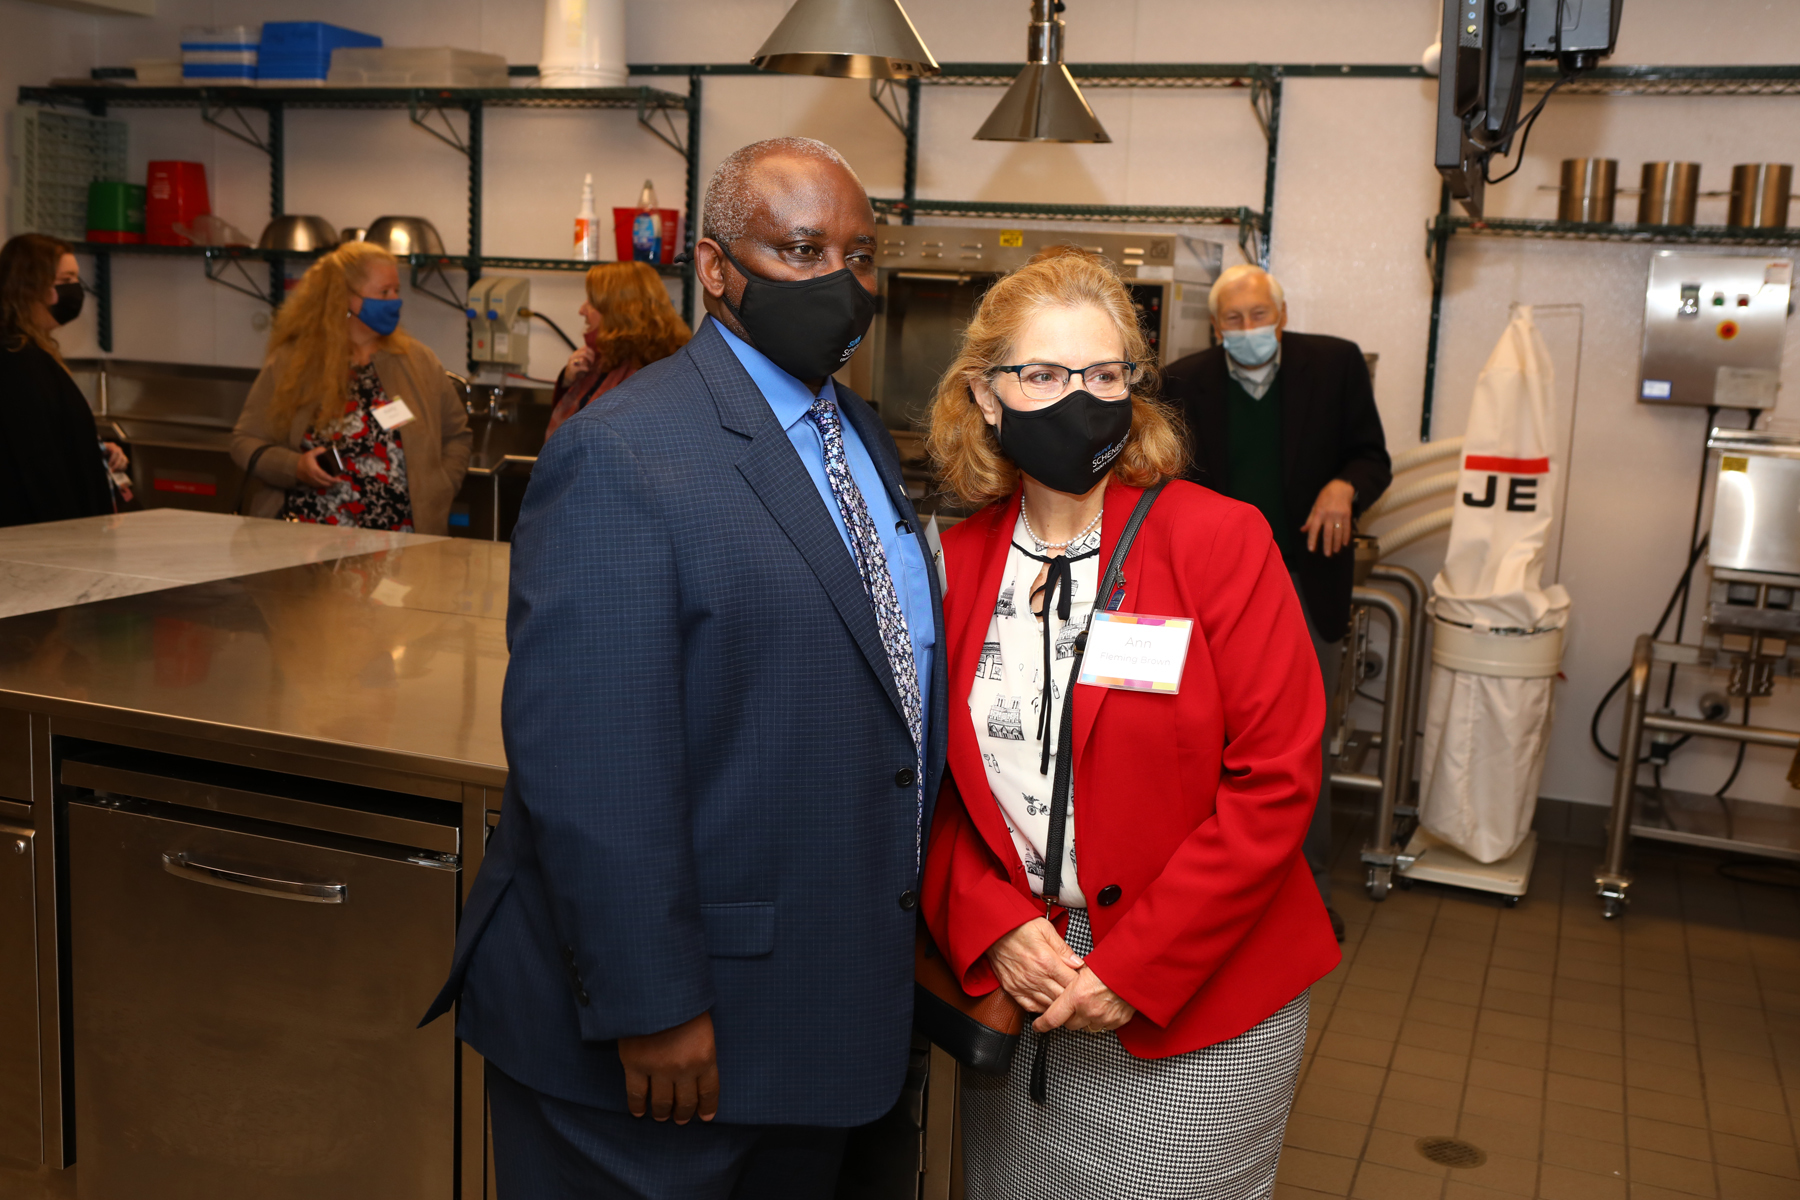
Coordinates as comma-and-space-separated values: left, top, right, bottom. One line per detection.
544, 259, 690, 441
232, 241, 470, 534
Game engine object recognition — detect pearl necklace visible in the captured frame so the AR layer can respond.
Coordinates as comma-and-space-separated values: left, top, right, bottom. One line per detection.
1020, 500, 1103, 555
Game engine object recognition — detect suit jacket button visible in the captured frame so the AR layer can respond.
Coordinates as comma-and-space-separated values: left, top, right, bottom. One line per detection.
898, 890, 918, 911
1097, 884, 1123, 907
894, 767, 916, 787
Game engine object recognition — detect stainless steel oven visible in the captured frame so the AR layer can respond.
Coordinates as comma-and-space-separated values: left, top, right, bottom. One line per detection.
846, 224, 1221, 509
60, 744, 462, 1200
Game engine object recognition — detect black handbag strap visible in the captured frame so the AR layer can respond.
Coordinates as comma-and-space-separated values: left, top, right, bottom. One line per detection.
1027, 480, 1166, 1107
234, 443, 276, 517
1039, 481, 1166, 909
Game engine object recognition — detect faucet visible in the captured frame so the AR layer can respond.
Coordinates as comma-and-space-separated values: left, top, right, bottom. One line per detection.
489, 386, 514, 424
445, 370, 480, 418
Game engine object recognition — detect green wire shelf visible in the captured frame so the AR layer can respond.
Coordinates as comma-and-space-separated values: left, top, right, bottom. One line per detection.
1435, 216, 1800, 246
872, 198, 1259, 226
72, 243, 685, 278
19, 84, 690, 111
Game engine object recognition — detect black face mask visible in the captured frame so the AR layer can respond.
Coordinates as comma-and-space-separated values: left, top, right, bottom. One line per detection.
996, 388, 1133, 496
50, 282, 84, 326
717, 243, 876, 381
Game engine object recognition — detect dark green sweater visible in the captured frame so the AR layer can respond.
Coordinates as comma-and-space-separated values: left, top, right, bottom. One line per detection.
1224, 372, 1294, 556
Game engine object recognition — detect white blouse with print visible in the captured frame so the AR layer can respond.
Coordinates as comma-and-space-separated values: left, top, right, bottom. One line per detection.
966, 510, 1103, 909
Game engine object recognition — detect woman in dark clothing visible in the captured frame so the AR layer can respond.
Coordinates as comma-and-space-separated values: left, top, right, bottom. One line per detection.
543, 260, 690, 441
0, 233, 124, 527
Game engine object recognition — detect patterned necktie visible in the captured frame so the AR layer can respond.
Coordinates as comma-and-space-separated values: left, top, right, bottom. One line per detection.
807, 393, 925, 865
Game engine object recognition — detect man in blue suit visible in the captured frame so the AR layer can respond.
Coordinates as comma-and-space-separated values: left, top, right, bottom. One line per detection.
421, 137, 945, 1199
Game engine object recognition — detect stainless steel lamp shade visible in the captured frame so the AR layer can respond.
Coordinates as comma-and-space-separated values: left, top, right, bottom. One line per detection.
751, 0, 940, 79
975, 0, 1110, 143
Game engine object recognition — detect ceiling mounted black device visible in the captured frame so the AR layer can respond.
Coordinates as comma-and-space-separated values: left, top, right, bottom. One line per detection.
1435, 0, 1623, 218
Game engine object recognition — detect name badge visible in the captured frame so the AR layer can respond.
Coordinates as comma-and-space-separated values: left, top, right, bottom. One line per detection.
1077, 611, 1193, 693
372, 397, 415, 431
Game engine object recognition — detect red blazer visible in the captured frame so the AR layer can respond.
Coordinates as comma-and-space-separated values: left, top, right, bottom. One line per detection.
921, 480, 1341, 1059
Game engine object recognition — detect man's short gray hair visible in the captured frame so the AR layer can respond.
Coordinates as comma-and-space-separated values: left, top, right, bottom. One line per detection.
1208, 264, 1286, 318
701, 137, 859, 248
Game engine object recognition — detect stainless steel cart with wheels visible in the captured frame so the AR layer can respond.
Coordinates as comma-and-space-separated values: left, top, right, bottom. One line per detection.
1329, 563, 1429, 901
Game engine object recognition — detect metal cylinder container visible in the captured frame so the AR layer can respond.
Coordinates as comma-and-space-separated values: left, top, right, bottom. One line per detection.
1558, 158, 1618, 223
1729, 163, 1793, 228
1637, 162, 1701, 225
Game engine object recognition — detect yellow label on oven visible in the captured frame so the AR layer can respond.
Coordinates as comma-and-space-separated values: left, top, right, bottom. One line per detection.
1721, 455, 1749, 472
999, 229, 1024, 248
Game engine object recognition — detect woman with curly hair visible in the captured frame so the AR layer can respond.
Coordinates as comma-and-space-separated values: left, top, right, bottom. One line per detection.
231, 240, 470, 533
0, 233, 125, 527
920, 245, 1337, 1199
545, 260, 690, 441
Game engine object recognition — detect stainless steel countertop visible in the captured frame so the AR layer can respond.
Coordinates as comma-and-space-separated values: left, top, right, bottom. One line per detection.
0, 509, 443, 619
0, 537, 509, 787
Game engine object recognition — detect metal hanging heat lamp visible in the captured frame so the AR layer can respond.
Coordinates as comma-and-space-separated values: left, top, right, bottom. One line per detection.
975, 0, 1110, 143
751, 0, 940, 79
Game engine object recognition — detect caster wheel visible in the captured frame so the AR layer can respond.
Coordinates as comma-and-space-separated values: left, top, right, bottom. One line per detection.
1502, 894, 1521, 908
1366, 865, 1391, 901
1600, 896, 1624, 920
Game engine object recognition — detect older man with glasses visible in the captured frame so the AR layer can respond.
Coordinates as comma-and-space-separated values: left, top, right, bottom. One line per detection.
1162, 264, 1391, 941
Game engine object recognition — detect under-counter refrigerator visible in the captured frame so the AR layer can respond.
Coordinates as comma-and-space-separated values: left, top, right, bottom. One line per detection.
63, 745, 461, 1200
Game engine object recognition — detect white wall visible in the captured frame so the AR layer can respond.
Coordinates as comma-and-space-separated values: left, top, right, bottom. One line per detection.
9, 0, 1800, 806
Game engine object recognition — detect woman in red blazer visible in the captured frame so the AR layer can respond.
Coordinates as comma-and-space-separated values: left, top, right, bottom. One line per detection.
920, 246, 1340, 1199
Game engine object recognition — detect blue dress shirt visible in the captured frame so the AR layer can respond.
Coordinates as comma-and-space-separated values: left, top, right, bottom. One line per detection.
714, 317, 936, 720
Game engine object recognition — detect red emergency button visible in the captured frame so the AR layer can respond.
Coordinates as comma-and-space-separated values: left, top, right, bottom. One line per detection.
1718, 320, 1740, 340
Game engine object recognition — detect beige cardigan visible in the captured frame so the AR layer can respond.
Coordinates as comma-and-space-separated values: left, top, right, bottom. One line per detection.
231, 340, 472, 536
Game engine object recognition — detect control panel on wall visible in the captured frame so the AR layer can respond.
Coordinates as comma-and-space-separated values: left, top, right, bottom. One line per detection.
1640, 251, 1792, 409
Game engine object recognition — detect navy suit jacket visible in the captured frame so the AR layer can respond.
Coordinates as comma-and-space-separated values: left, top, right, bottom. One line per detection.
422, 319, 949, 1129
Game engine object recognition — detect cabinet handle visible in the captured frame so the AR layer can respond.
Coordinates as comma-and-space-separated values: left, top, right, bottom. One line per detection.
161, 853, 347, 904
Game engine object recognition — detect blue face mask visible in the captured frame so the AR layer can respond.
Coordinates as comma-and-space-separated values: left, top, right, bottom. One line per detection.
355, 296, 403, 337
1221, 322, 1279, 367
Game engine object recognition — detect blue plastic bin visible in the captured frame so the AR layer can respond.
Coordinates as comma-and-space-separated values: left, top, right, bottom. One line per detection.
256, 22, 379, 82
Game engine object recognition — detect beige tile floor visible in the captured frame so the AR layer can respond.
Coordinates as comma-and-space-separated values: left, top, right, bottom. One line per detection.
5, 810, 1795, 1200
1279, 819, 1800, 1200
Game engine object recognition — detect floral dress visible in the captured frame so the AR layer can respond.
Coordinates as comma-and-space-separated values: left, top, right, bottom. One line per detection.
281, 361, 413, 531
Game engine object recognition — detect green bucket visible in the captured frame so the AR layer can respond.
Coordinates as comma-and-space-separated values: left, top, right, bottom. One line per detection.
86, 181, 145, 243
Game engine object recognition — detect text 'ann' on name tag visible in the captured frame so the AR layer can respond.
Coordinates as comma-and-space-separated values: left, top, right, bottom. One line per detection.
1077, 611, 1193, 693
372, 397, 415, 431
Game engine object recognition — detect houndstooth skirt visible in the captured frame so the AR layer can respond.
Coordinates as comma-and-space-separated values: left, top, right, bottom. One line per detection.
961, 911, 1308, 1200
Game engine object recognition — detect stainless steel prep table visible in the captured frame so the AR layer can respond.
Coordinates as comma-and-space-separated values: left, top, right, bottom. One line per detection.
0, 536, 509, 1199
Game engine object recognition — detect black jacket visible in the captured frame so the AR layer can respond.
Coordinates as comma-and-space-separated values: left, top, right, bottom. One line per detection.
0, 340, 114, 528
1163, 331, 1391, 642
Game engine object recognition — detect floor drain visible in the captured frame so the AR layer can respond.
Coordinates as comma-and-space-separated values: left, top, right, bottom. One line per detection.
1416, 1136, 1487, 1169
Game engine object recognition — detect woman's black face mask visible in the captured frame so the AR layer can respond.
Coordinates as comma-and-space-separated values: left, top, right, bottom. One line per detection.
716, 242, 876, 382
993, 386, 1133, 497
49, 282, 84, 326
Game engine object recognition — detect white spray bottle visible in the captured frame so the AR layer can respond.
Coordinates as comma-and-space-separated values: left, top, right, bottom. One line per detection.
574, 173, 599, 261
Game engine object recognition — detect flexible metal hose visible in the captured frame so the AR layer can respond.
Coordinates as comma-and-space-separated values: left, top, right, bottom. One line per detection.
1376, 507, 1454, 558
1363, 471, 1459, 520
1388, 436, 1465, 476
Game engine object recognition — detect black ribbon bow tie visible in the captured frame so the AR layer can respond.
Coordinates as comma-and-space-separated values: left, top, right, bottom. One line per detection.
1014, 541, 1100, 776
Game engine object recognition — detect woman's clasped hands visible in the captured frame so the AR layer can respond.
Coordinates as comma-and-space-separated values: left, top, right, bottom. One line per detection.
986, 916, 1137, 1034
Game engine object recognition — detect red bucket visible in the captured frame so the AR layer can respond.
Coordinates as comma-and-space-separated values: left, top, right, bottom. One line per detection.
611, 207, 683, 265
145, 161, 211, 246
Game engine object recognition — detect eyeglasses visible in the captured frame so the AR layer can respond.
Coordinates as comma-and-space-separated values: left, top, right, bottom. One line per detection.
992, 361, 1140, 401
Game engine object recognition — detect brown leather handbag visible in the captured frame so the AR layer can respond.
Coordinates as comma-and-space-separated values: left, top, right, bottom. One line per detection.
913, 922, 1023, 1075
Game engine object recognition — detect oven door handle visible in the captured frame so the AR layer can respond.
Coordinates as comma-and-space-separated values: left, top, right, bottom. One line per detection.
162, 852, 347, 904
